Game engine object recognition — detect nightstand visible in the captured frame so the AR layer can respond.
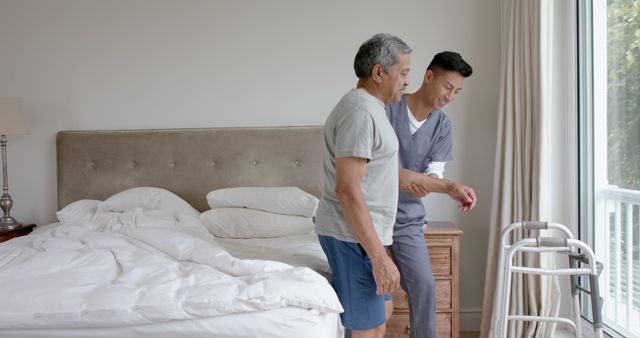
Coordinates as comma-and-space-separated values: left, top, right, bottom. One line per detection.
0, 224, 36, 243
386, 221, 463, 338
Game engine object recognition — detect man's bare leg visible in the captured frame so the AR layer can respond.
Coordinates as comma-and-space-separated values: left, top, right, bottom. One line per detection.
351, 300, 393, 338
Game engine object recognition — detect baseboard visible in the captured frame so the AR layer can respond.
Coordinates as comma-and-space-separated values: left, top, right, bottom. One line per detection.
460, 308, 482, 331
459, 309, 615, 337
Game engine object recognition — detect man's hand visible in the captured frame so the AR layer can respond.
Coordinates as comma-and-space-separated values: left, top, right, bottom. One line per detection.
399, 168, 431, 198
370, 252, 401, 295
399, 168, 477, 211
406, 183, 430, 198
446, 182, 477, 211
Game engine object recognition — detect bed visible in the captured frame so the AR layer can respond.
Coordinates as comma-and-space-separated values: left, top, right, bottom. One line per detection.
0, 126, 343, 338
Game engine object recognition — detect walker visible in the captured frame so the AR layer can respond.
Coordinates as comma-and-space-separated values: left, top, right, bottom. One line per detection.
494, 221, 604, 338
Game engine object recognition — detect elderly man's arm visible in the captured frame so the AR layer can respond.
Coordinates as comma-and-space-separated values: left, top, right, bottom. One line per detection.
336, 156, 401, 295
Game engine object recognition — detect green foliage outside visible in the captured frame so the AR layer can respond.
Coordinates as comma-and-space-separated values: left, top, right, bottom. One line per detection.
607, 0, 640, 190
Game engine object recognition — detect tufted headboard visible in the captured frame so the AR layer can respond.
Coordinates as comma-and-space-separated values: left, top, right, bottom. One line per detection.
56, 126, 324, 212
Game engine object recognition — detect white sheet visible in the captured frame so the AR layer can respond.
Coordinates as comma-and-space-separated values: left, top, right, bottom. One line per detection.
0, 208, 342, 330
0, 307, 343, 338
214, 233, 331, 280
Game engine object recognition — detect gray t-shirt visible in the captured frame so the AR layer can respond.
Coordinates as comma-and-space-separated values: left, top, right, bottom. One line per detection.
315, 88, 399, 246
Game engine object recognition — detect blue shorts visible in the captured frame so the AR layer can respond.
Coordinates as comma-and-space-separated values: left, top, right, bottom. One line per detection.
318, 235, 392, 330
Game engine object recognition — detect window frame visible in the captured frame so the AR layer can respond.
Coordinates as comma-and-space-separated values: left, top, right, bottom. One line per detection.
578, 1, 640, 337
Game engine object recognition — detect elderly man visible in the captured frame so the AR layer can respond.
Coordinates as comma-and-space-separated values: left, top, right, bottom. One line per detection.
314, 33, 412, 338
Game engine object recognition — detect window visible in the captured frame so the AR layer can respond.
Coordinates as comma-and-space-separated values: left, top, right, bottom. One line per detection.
580, 1, 640, 337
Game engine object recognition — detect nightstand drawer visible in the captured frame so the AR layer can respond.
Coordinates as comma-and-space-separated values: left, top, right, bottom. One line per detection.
391, 279, 452, 311
386, 314, 411, 338
429, 246, 452, 276
392, 288, 409, 311
436, 279, 452, 310
384, 312, 453, 338
436, 312, 452, 337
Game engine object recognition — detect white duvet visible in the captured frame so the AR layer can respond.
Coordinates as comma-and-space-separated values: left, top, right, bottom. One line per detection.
0, 208, 343, 329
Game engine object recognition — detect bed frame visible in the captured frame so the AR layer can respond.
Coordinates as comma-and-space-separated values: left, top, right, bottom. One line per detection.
56, 126, 324, 211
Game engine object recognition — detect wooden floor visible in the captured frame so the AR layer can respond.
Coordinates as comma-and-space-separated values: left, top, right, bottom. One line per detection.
460, 331, 480, 338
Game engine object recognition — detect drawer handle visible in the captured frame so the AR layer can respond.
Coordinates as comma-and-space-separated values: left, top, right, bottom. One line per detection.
405, 323, 411, 334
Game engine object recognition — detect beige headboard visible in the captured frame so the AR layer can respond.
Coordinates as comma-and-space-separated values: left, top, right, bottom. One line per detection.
56, 126, 324, 212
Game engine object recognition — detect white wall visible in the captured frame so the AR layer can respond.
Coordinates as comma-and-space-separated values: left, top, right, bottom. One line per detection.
0, 0, 499, 328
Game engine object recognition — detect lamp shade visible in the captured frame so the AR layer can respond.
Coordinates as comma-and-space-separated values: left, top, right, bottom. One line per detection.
0, 97, 30, 135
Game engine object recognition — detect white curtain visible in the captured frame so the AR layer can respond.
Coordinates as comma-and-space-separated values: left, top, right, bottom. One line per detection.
479, 0, 565, 337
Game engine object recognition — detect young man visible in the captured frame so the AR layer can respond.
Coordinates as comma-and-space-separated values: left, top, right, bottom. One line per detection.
386, 51, 477, 338
314, 33, 412, 338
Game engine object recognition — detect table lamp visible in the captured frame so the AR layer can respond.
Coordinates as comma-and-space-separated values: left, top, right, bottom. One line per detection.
0, 98, 30, 230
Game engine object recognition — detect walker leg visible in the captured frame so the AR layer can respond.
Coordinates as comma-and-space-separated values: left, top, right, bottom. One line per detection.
589, 273, 603, 337
569, 257, 582, 338
498, 262, 514, 338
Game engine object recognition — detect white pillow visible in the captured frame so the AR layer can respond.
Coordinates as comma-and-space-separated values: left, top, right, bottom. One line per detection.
97, 187, 200, 218
56, 199, 101, 222
206, 187, 318, 217
200, 207, 314, 238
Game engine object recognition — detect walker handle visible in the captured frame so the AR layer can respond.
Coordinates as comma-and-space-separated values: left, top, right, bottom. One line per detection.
523, 221, 548, 230
537, 237, 567, 247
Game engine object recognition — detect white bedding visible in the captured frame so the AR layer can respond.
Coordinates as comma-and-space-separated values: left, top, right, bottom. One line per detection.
214, 233, 331, 280
0, 208, 342, 331
0, 307, 342, 338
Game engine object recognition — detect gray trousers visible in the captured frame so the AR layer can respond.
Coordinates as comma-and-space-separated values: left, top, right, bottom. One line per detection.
389, 222, 436, 338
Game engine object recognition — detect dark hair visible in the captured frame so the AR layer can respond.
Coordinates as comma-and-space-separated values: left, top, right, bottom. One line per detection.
354, 33, 412, 79
427, 51, 473, 77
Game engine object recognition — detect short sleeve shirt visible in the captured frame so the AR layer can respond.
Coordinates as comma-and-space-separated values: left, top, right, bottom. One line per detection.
315, 88, 399, 246
385, 95, 453, 224
386, 95, 453, 174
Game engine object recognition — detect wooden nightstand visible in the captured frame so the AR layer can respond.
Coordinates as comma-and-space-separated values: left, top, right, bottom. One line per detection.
386, 221, 463, 338
0, 224, 36, 243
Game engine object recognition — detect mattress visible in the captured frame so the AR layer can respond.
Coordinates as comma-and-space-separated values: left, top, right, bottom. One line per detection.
0, 307, 342, 338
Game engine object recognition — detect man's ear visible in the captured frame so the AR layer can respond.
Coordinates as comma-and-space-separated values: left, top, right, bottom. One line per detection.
371, 64, 384, 83
425, 69, 434, 83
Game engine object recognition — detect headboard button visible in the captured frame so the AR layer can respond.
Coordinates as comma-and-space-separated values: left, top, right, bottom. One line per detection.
252, 160, 258, 166
295, 160, 300, 165
130, 162, 136, 168
88, 161, 96, 168
170, 162, 176, 168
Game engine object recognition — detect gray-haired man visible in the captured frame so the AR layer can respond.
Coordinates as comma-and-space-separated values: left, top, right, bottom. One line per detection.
315, 33, 412, 338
